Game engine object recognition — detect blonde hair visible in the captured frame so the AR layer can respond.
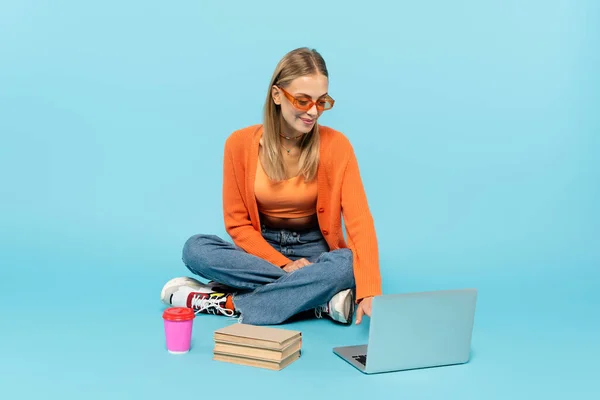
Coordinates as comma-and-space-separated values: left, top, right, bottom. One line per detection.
262, 47, 328, 182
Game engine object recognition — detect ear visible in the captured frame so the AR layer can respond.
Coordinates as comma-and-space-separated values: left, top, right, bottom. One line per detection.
271, 86, 281, 105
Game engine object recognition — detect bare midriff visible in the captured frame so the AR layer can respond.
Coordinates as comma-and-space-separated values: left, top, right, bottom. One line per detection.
260, 212, 319, 231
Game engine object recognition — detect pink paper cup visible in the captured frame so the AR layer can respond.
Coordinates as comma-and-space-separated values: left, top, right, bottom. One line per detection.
163, 307, 195, 354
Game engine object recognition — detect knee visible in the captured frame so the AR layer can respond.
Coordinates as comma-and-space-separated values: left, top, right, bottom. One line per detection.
320, 248, 355, 290
336, 249, 355, 288
181, 234, 220, 271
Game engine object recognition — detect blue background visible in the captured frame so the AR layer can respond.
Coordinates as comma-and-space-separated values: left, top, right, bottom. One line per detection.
1, 0, 598, 398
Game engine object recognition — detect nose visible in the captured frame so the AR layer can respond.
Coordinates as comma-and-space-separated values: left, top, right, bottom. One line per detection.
306, 104, 318, 117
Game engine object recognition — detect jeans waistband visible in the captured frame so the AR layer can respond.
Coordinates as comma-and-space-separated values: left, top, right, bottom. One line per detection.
261, 224, 325, 248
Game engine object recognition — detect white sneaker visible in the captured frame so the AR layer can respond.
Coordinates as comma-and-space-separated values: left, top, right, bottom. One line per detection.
160, 276, 214, 306
315, 288, 355, 325
160, 276, 238, 317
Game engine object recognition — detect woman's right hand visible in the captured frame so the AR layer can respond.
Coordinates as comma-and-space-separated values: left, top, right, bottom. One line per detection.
283, 258, 311, 273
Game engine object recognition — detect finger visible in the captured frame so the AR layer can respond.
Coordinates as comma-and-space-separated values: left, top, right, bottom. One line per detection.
283, 264, 295, 273
355, 305, 364, 325
287, 262, 301, 272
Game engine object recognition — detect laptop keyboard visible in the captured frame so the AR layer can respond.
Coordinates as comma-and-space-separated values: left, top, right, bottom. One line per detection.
352, 354, 367, 366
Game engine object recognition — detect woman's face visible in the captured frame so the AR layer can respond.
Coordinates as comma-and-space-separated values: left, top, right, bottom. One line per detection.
272, 74, 330, 136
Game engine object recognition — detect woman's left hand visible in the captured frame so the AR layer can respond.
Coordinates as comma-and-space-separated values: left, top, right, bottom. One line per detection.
355, 296, 373, 325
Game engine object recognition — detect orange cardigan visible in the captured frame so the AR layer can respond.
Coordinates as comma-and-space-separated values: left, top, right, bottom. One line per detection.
222, 124, 382, 301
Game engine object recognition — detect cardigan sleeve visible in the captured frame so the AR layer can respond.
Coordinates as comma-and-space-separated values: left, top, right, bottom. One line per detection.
340, 144, 383, 301
222, 138, 292, 267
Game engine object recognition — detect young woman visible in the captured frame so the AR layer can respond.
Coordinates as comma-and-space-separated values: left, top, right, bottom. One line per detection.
160, 47, 382, 326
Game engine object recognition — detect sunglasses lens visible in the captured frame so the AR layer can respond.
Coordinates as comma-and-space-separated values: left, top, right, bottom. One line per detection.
294, 99, 312, 111
292, 97, 334, 111
317, 100, 333, 110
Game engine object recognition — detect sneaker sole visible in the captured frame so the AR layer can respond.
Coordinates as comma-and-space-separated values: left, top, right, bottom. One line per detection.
330, 288, 355, 325
344, 289, 355, 325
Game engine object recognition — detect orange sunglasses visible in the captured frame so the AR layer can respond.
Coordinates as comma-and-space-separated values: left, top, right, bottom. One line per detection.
277, 86, 335, 112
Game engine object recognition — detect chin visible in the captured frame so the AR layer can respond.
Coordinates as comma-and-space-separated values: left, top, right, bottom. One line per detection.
296, 126, 313, 134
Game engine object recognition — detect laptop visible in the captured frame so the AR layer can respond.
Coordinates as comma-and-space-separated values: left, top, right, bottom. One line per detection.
333, 288, 478, 374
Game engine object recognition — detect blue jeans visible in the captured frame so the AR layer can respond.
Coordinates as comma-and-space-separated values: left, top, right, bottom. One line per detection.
181, 225, 355, 325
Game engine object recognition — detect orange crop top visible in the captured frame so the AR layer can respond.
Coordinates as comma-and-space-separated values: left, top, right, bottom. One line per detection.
254, 159, 318, 218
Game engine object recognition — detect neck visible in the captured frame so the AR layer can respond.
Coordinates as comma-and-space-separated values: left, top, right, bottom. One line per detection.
280, 132, 304, 141
280, 117, 308, 141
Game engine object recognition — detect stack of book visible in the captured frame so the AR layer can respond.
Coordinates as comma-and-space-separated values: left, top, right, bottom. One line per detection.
213, 323, 302, 370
